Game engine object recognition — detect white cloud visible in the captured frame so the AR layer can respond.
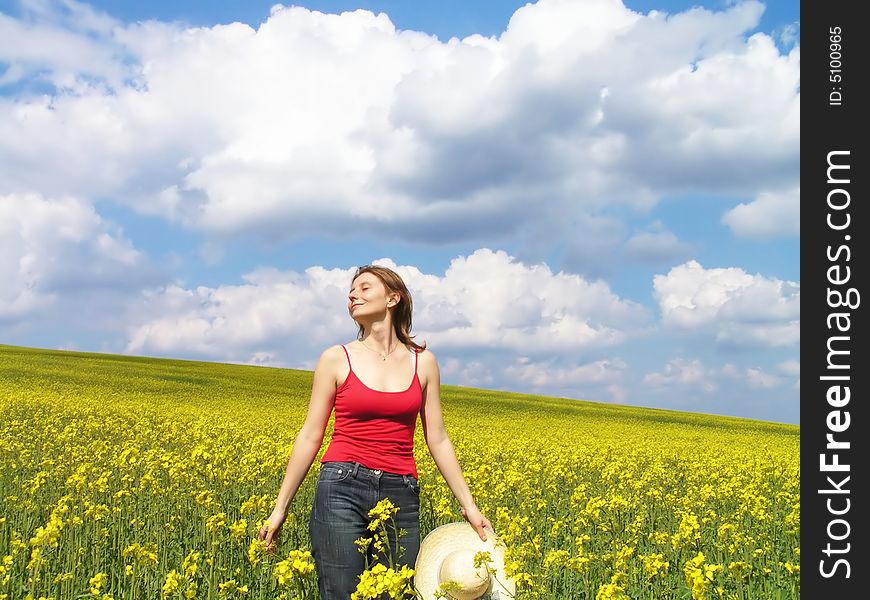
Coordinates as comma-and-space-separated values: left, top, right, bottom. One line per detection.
742, 366, 784, 389
776, 359, 800, 391
643, 358, 785, 394
511, 356, 626, 388
653, 260, 799, 347
637, 358, 796, 422
776, 360, 800, 376
124, 248, 648, 363
642, 358, 716, 393
779, 21, 800, 48
443, 354, 629, 404
413, 249, 649, 353
623, 226, 693, 264
0, 0, 799, 252
0, 192, 162, 324
440, 358, 496, 389
0, 1, 125, 89
722, 186, 800, 238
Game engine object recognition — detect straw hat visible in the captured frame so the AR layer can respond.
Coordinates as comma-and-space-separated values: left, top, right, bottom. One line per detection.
414, 523, 516, 600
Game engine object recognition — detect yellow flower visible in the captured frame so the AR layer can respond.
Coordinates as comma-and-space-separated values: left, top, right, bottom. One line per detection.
218, 579, 238, 595
543, 549, 569, 569
162, 570, 182, 598
727, 561, 751, 580
350, 563, 415, 600
248, 538, 270, 566
367, 498, 400, 532
52, 572, 74, 585
194, 490, 214, 507
671, 513, 701, 550
473, 551, 493, 570
683, 552, 723, 600
88, 572, 108, 596
639, 553, 669, 579
206, 512, 227, 534
434, 580, 461, 599
229, 519, 248, 541
354, 536, 373, 554
182, 551, 200, 578
122, 542, 159, 568
595, 573, 630, 600
274, 549, 315, 584
782, 561, 800, 575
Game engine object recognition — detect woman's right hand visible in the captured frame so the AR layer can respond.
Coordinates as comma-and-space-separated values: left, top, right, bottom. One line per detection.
258, 510, 287, 556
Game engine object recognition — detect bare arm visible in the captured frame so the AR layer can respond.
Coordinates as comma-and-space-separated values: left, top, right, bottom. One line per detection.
419, 350, 492, 540
260, 346, 339, 548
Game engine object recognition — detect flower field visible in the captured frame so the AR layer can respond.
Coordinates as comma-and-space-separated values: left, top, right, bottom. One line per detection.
0, 344, 799, 599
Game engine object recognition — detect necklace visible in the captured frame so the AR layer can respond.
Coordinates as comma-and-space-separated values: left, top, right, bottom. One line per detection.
360, 339, 400, 361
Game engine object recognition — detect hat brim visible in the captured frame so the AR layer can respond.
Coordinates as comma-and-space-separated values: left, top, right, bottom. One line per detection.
414, 523, 516, 600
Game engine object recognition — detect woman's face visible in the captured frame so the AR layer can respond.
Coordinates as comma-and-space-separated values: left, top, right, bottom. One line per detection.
348, 272, 397, 319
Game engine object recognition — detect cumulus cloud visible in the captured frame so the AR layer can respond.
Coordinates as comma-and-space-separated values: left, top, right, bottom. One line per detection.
778, 21, 800, 48
512, 355, 626, 386
653, 260, 799, 347
741, 366, 784, 389
776, 359, 800, 391
0, 0, 125, 89
638, 358, 795, 421
0, 192, 164, 324
721, 186, 800, 238
643, 358, 786, 394
124, 248, 648, 365
642, 358, 717, 393
442, 354, 629, 403
0, 0, 799, 255
440, 357, 496, 389
776, 359, 800, 376
623, 225, 693, 264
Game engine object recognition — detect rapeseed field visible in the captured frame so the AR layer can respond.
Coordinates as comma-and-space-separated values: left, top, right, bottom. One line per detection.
0, 344, 799, 599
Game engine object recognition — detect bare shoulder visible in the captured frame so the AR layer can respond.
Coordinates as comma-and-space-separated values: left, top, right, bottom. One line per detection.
317, 345, 347, 381
415, 347, 440, 390
416, 347, 438, 366
321, 344, 346, 361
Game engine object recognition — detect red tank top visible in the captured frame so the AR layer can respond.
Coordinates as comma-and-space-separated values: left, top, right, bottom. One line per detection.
321, 344, 422, 477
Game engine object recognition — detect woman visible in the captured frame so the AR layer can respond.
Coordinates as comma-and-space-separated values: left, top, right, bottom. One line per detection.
258, 264, 492, 599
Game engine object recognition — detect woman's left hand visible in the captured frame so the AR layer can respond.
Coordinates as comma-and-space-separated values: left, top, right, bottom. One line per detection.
461, 504, 493, 542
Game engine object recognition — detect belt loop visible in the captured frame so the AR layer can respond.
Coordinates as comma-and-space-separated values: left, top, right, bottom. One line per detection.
351, 462, 360, 478
402, 474, 409, 486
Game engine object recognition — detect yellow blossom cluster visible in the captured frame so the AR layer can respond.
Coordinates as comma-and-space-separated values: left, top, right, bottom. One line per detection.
350, 563, 415, 600
273, 550, 315, 584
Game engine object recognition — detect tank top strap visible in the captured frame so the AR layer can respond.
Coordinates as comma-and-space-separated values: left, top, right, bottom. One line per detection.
413, 347, 418, 373
340, 344, 352, 371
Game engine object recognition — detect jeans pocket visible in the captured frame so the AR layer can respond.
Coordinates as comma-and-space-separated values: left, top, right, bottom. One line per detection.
404, 476, 420, 495
318, 463, 353, 484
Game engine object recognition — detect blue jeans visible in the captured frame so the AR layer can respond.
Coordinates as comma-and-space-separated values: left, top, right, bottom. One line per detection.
309, 461, 421, 600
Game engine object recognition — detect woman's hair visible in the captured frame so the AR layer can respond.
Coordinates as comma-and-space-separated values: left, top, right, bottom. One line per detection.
350, 265, 427, 353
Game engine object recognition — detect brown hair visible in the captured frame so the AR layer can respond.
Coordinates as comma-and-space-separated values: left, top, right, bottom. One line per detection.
350, 265, 427, 353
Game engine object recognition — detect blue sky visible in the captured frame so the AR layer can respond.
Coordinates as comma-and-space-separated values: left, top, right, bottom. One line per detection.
0, 0, 800, 423
4, 1, 799, 44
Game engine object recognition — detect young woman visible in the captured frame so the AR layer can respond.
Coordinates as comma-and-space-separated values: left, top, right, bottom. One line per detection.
258, 264, 491, 599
